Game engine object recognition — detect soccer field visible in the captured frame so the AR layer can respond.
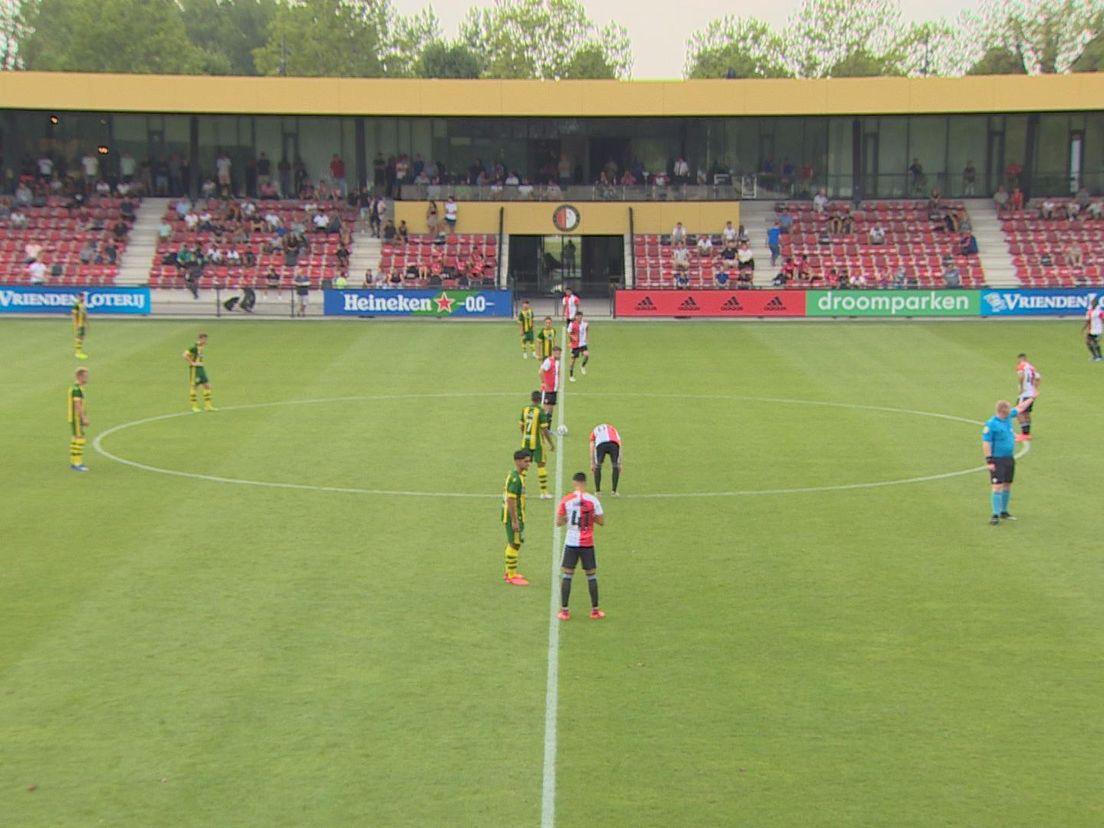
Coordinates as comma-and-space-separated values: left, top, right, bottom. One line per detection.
2, 317, 1102, 827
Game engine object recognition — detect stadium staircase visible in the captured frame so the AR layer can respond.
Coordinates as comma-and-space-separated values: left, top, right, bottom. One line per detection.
348, 229, 379, 283
116, 197, 170, 286
738, 201, 780, 287
962, 198, 1018, 287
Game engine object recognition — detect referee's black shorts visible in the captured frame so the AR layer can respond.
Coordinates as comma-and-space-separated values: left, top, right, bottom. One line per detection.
594, 441, 620, 467
989, 456, 1015, 485
562, 545, 597, 571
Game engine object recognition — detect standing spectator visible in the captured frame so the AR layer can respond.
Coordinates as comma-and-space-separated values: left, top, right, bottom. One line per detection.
962, 160, 977, 196
673, 155, 690, 184
330, 153, 346, 198
81, 150, 99, 193
426, 200, 439, 235
993, 185, 1010, 216
28, 259, 47, 284
1010, 187, 1024, 212
256, 152, 271, 189
444, 196, 459, 232
37, 153, 54, 182
767, 221, 782, 266
215, 150, 232, 195
908, 158, 925, 194
277, 156, 292, 197
119, 151, 137, 183
168, 153, 184, 196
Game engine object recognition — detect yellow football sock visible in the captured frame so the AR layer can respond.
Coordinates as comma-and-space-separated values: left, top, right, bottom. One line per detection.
504, 545, 519, 577
74, 336, 83, 353
69, 436, 85, 466
538, 465, 549, 494
203, 388, 213, 407
189, 388, 198, 406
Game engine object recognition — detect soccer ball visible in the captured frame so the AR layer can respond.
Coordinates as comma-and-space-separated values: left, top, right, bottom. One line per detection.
556, 425, 568, 437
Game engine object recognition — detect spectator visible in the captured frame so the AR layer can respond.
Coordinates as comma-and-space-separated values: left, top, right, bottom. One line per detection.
673, 155, 690, 184
36, 153, 54, 182
736, 224, 750, 243
293, 272, 310, 317
868, 222, 886, 245
10, 209, 27, 229
672, 242, 690, 282
517, 178, 534, 198
263, 266, 281, 298
736, 240, 754, 274
444, 196, 458, 232
81, 150, 99, 192
1010, 187, 1024, 212
216, 150, 232, 194
397, 220, 409, 244
767, 221, 782, 265
1039, 198, 1056, 220
95, 179, 111, 197
1064, 241, 1084, 268
993, 185, 1009, 216
962, 161, 977, 196
696, 234, 714, 256
28, 259, 47, 284
721, 221, 738, 248
370, 197, 386, 238
15, 183, 33, 206
24, 241, 42, 263
1065, 200, 1081, 221
330, 154, 346, 198
813, 188, 829, 213
943, 265, 961, 288
908, 158, 925, 194
101, 241, 118, 265
778, 207, 794, 234
312, 211, 329, 233
943, 210, 960, 234
927, 188, 942, 213
714, 259, 730, 287
382, 220, 396, 241
893, 265, 907, 289
671, 222, 687, 245
1090, 200, 1103, 220
1076, 186, 1091, 212
79, 240, 97, 264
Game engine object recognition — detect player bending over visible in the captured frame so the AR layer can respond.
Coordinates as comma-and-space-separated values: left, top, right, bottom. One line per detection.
556, 472, 605, 620
983, 399, 1020, 525
1084, 297, 1103, 361
1014, 353, 1040, 440
520, 390, 556, 499
590, 423, 622, 495
517, 299, 536, 358
568, 311, 589, 382
501, 449, 532, 586
68, 367, 90, 471
183, 333, 217, 413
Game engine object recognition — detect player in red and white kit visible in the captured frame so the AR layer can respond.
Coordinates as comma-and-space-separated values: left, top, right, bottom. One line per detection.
562, 287, 580, 326
567, 311, 589, 382
1083, 296, 1103, 361
539, 344, 562, 415
1015, 352, 1041, 441
589, 423, 622, 495
555, 471, 605, 620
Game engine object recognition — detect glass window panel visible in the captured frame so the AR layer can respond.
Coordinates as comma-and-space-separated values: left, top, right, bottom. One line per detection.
946, 116, 986, 197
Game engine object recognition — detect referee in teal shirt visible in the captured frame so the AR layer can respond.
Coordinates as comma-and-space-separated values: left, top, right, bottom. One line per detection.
982, 399, 1019, 526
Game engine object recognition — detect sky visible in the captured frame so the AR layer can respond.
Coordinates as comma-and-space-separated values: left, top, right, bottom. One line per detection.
393, 0, 981, 79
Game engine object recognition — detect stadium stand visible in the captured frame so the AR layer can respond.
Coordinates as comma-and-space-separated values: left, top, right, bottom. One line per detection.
148, 200, 356, 290
0, 196, 131, 285
378, 234, 497, 287
1001, 199, 1104, 286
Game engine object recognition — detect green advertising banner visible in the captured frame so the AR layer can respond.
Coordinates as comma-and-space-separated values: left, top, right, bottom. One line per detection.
806, 290, 982, 317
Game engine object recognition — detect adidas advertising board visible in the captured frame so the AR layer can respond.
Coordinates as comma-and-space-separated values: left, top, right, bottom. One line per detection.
615, 290, 805, 318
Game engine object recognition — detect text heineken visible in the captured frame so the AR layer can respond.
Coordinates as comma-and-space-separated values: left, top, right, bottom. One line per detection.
806, 290, 981, 317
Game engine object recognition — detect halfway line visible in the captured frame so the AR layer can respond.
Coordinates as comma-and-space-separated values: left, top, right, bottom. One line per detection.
540, 327, 568, 828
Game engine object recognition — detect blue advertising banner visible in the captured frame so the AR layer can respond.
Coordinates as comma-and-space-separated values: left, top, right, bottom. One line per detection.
981, 288, 1101, 317
0, 286, 151, 315
324, 288, 513, 318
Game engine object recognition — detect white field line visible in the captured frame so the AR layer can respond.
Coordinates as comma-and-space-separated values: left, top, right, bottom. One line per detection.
540, 327, 568, 828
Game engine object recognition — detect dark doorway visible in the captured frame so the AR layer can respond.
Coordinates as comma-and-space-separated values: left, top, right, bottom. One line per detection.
509, 235, 624, 298
588, 137, 631, 184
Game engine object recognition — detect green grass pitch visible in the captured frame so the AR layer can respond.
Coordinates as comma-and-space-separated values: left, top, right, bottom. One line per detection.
1, 317, 1102, 827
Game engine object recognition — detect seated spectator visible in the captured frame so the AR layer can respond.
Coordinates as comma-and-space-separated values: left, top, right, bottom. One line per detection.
838, 268, 852, 289
201, 178, 217, 198
893, 265, 907, 289
736, 240, 754, 273
1090, 201, 1104, 220
672, 242, 690, 279
713, 259, 730, 287
671, 222, 688, 245
943, 265, 961, 288
336, 244, 350, 269
1066, 200, 1081, 221
312, 211, 329, 233
243, 249, 256, 267
397, 220, 409, 244
818, 227, 832, 245
10, 209, 27, 229
736, 224, 750, 243
79, 241, 97, 264
774, 257, 796, 286
389, 269, 403, 286
15, 183, 33, 206
28, 259, 47, 284
796, 255, 811, 281
1064, 241, 1084, 268
120, 198, 137, 220
24, 241, 42, 263
696, 234, 713, 256
206, 245, 224, 265
851, 272, 868, 288
721, 221, 738, 247
101, 241, 118, 265
927, 188, 942, 212
720, 244, 737, 264
993, 185, 1010, 215
225, 247, 241, 265
382, 220, 397, 241
868, 223, 886, 245
184, 211, 200, 231
1039, 197, 1056, 219
958, 211, 972, 232
960, 233, 978, 256
113, 220, 129, 241
943, 211, 960, 234
829, 209, 845, 235
158, 219, 172, 241
812, 189, 828, 213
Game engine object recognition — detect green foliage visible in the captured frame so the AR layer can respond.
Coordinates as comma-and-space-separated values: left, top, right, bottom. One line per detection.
253, 0, 387, 77
460, 0, 632, 79
1071, 33, 1104, 71
382, 7, 443, 78
23, 0, 204, 73
180, 0, 277, 76
416, 41, 484, 79
684, 16, 791, 79
968, 46, 1028, 75
967, 0, 1104, 74
0, 0, 29, 70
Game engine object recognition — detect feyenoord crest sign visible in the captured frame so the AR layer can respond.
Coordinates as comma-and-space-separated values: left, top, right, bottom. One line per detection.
552, 204, 581, 232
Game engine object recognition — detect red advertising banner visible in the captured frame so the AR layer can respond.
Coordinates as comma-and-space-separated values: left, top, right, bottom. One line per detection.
615, 289, 806, 318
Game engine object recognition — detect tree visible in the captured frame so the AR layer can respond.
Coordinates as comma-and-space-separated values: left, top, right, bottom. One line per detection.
383, 7, 443, 77
416, 41, 483, 79
966, 0, 1104, 74
253, 0, 388, 77
23, 0, 204, 73
460, 0, 632, 79
967, 46, 1029, 75
781, 0, 914, 77
181, 0, 277, 76
684, 16, 790, 79
0, 0, 29, 70
1071, 33, 1104, 71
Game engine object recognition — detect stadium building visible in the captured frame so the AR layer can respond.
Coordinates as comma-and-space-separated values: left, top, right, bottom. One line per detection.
1, 72, 1102, 301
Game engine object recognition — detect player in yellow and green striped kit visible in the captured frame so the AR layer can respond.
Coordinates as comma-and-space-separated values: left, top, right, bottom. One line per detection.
520, 390, 555, 499
517, 299, 535, 358
72, 293, 89, 359
536, 316, 556, 359
68, 368, 90, 471
183, 333, 217, 412
501, 449, 532, 586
